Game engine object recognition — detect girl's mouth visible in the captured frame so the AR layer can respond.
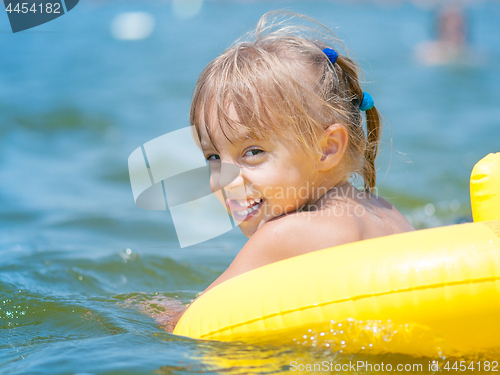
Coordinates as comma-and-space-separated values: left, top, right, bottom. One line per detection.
226, 198, 264, 222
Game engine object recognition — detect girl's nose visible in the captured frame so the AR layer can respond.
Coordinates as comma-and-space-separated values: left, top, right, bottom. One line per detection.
221, 165, 247, 199
208, 161, 243, 192
223, 164, 244, 190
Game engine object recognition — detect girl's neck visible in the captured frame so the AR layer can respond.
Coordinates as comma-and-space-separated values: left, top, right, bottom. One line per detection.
302, 176, 352, 212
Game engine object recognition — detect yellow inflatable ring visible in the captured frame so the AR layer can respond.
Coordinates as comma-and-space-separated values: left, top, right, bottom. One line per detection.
471, 152, 500, 222
174, 153, 500, 357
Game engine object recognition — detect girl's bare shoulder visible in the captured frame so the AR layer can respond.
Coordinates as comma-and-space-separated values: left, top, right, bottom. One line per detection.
244, 210, 361, 262
251, 193, 414, 257
361, 194, 415, 237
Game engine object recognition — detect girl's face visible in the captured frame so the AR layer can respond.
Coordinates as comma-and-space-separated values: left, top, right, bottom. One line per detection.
198, 116, 321, 238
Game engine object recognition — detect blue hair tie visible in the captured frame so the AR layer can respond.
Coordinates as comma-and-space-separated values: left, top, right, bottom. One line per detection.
323, 48, 338, 65
323, 48, 373, 112
359, 92, 374, 111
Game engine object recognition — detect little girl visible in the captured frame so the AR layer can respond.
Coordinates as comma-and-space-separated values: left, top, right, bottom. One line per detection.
167, 10, 414, 332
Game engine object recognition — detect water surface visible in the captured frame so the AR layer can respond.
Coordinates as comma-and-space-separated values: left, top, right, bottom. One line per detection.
1, 1, 499, 373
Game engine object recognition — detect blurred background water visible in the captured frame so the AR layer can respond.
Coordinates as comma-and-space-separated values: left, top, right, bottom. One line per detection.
0, 1, 499, 374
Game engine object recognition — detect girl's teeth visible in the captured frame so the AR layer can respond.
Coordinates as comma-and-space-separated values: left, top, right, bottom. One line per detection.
233, 198, 263, 215
235, 199, 260, 207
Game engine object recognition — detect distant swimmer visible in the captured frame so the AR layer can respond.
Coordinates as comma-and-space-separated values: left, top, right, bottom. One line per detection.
415, 6, 469, 66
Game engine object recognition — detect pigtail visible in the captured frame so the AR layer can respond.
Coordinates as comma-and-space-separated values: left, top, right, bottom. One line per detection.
363, 106, 382, 194
334, 55, 381, 194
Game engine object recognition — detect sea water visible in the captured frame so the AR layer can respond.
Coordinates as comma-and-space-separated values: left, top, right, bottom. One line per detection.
1, 1, 499, 374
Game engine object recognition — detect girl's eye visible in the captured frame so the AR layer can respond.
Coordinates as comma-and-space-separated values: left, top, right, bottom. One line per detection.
206, 154, 220, 161
244, 149, 263, 157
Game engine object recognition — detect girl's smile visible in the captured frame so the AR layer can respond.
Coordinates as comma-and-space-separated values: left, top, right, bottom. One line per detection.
226, 197, 264, 222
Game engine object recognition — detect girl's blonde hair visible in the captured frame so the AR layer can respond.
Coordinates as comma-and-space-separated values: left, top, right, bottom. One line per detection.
190, 10, 382, 193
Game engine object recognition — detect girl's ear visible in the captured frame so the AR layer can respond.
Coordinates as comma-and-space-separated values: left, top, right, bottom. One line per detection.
316, 124, 348, 172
